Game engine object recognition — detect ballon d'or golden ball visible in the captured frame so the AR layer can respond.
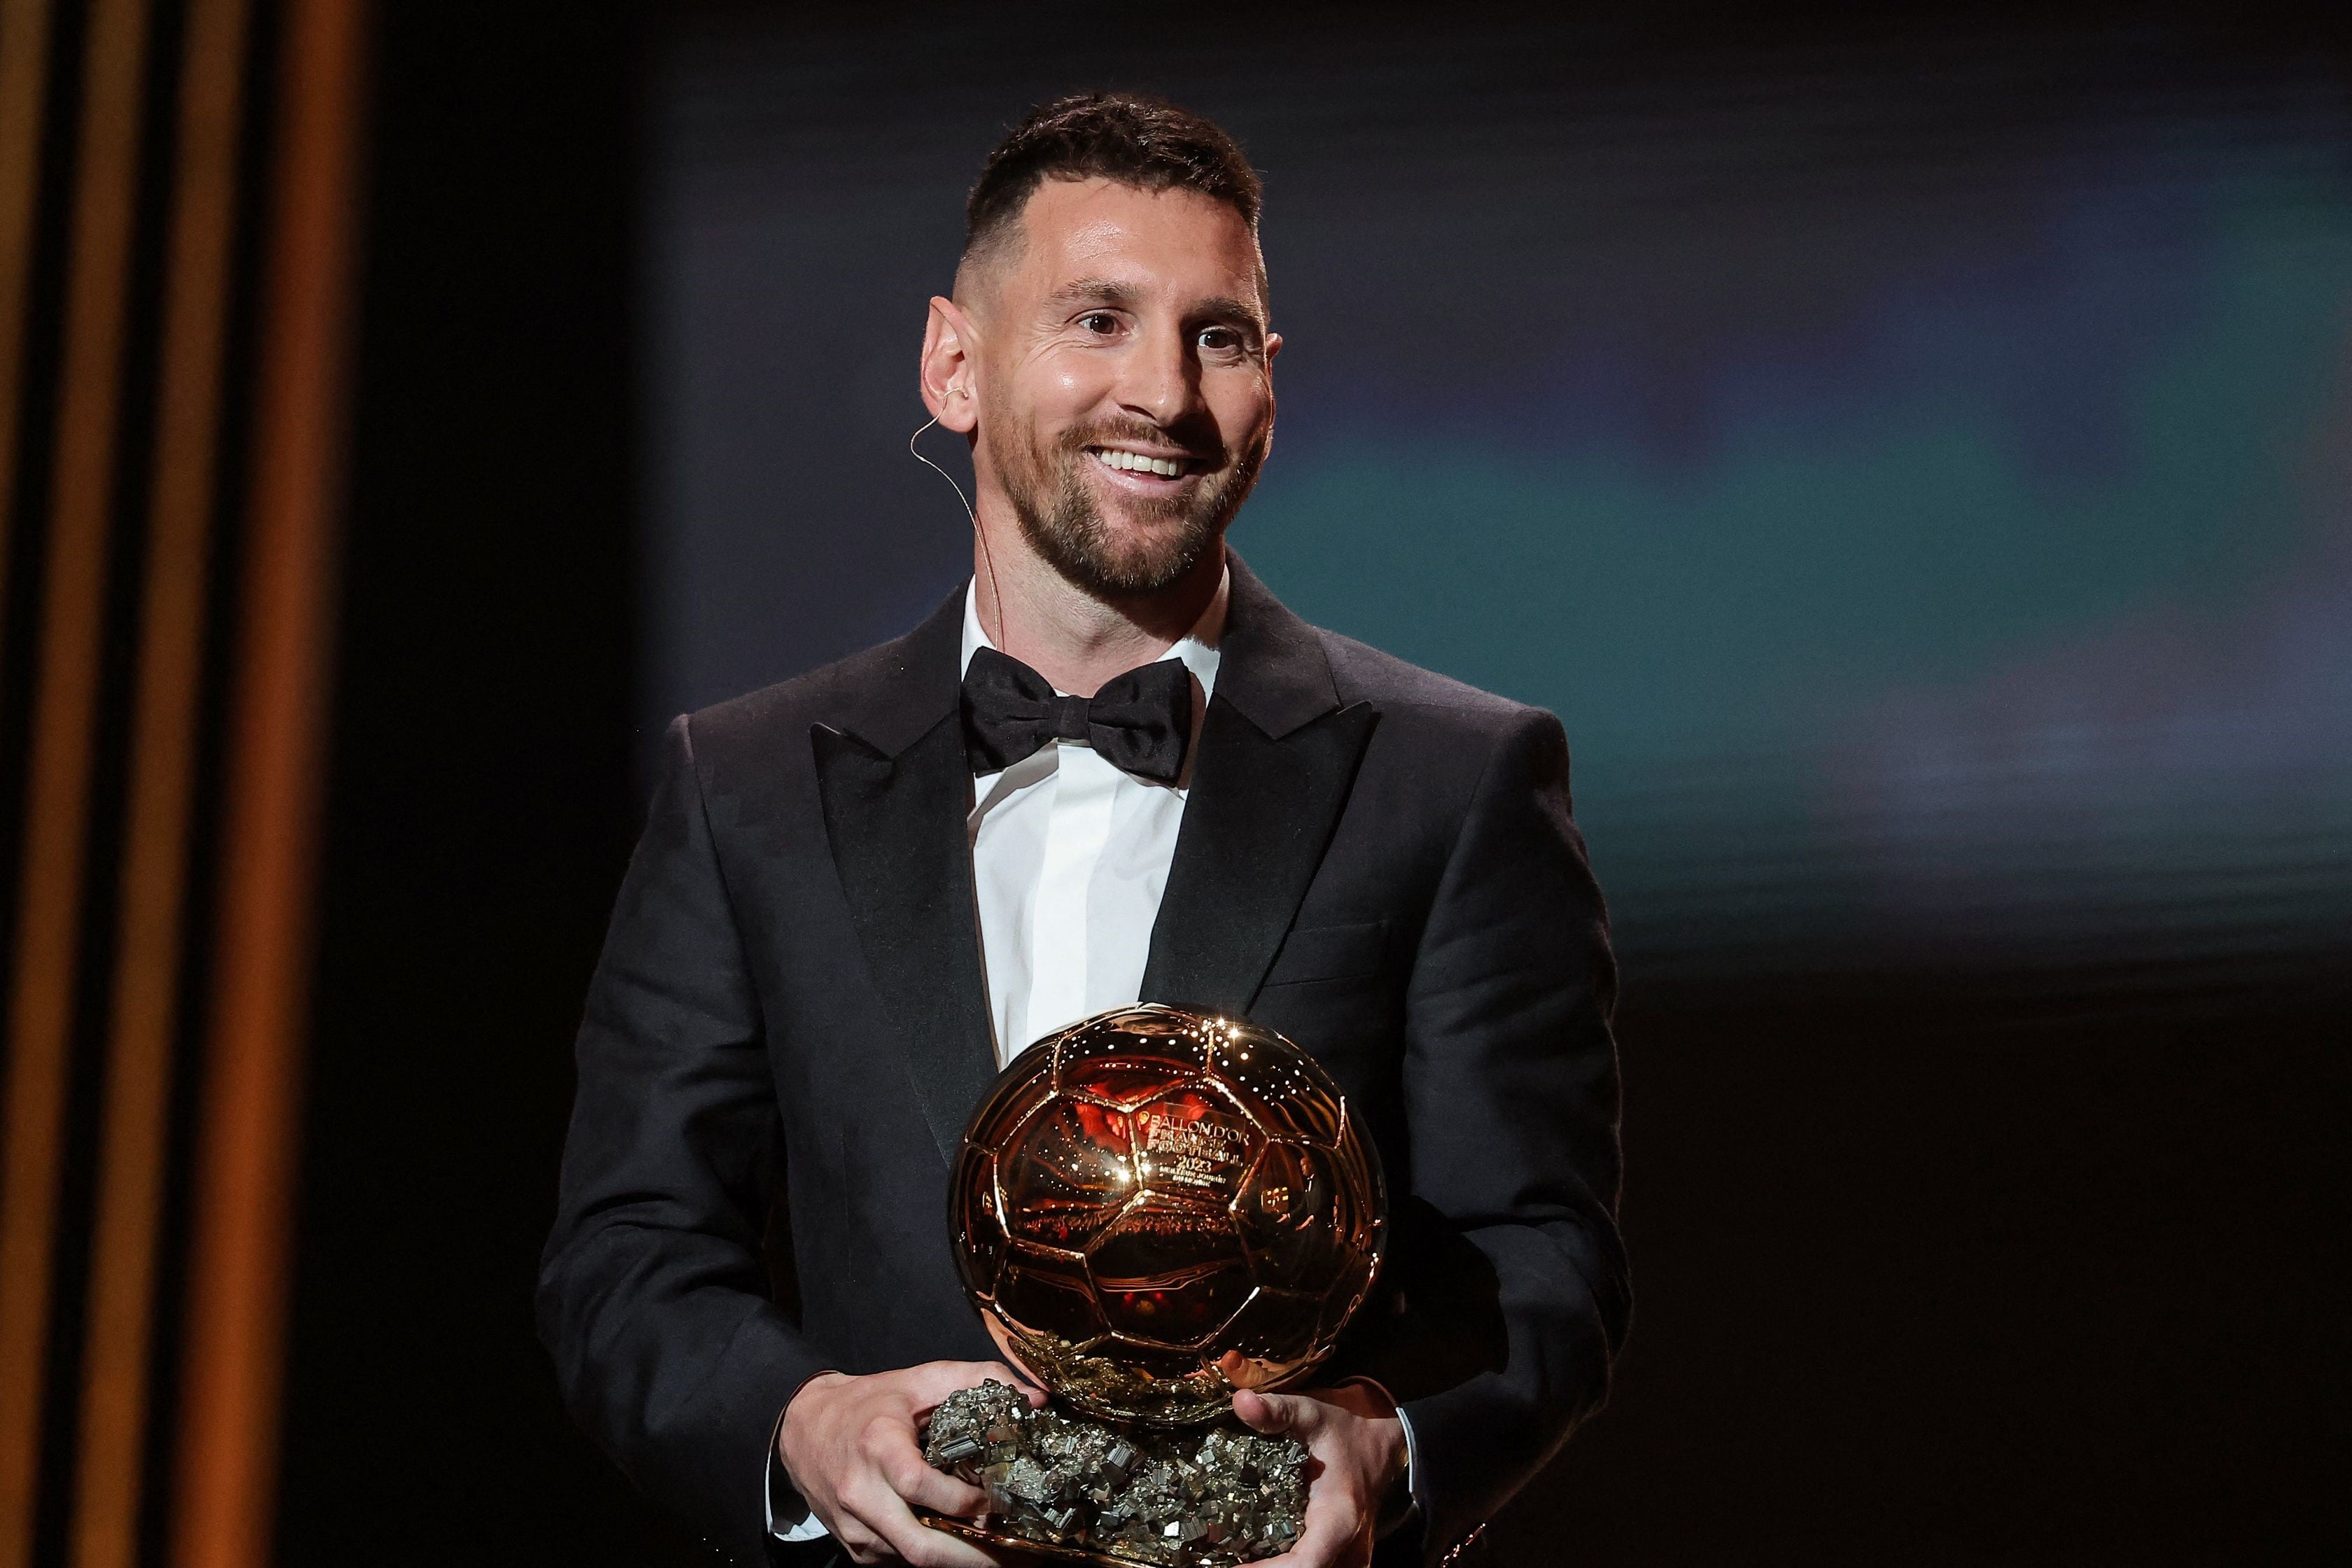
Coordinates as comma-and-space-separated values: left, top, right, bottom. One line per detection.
949, 1004, 1386, 1425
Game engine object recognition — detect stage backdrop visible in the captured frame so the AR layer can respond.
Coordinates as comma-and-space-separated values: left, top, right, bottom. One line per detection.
620, 8, 2352, 1564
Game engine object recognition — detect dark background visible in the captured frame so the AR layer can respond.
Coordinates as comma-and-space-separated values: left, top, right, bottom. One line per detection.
278, 3, 2351, 1564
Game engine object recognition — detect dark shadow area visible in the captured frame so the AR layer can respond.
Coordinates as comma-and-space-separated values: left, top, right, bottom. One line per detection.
1333, 1198, 1511, 1405
1517, 963, 2352, 1563
273, 1, 700, 1562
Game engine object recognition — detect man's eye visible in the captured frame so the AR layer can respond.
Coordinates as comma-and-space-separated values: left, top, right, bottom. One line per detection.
1079, 312, 1119, 335
1199, 326, 1246, 354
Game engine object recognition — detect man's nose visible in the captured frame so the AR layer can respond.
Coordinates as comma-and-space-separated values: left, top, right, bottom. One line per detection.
1116, 323, 1197, 427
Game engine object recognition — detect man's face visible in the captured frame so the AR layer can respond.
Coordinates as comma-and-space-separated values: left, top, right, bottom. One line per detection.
967, 177, 1278, 598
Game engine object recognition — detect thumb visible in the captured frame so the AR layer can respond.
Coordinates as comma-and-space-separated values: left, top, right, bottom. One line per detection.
1231, 1387, 1324, 1438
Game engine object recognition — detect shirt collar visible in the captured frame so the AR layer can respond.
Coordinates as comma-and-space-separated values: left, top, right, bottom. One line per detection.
958, 566, 1227, 701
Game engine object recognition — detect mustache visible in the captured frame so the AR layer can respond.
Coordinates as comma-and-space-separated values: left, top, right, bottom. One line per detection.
1056, 417, 1224, 469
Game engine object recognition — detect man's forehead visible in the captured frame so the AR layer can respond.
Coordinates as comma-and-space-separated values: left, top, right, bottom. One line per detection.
1009, 177, 1264, 309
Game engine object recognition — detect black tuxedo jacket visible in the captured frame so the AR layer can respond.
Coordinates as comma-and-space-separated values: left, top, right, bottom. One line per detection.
538, 558, 1628, 1565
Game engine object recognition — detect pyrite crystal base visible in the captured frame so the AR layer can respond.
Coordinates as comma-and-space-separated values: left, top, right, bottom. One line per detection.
920, 1381, 1306, 1567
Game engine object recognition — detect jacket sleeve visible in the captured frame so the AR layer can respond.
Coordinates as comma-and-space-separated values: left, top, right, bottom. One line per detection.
537, 714, 828, 1562
1393, 707, 1630, 1558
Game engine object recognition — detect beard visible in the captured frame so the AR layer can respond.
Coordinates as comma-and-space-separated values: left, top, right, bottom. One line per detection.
999, 416, 1267, 599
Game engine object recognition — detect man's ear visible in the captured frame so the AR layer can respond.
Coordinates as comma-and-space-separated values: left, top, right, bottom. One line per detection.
920, 295, 979, 433
1260, 332, 1281, 463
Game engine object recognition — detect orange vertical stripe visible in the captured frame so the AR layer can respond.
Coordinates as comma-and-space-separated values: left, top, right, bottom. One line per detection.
170, 1, 365, 1564
0, 2, 153, 1562
0, 0, 56, 626
69, 0, 253, 1562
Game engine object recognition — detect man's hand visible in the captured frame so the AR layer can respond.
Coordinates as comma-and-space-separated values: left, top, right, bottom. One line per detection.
778, 1359, 1043, 1565
1233, 1383, 1408, 1568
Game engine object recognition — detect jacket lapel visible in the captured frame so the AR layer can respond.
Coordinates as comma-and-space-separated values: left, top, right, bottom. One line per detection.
1141, 557, 1377, 1014
813, 591, 997, 1166
813, 559, 1376, 1158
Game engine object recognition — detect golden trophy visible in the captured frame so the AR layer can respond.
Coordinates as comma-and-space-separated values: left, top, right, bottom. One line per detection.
922, 1003, 1386, 1567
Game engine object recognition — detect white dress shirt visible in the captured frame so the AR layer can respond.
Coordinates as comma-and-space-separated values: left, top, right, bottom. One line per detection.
963, 575, 1226, 1064
771, 568, 1418, 1541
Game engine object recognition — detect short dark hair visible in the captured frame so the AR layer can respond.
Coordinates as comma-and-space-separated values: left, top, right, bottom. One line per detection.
962, 92, 1263, 274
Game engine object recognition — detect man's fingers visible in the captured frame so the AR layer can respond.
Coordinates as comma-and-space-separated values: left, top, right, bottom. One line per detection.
857, 1415, 986, 1516
1232, 1387, 1327, 1438
909, 1361, 988, 1406
1231, 1387, 1282, 1432
910, 1359, 1047, 1419
829, 1513, 886, 1566
855, 1480, 1002, 1568
965, 1359, 1048, 1407
911, 1359, 1028, 1409
1257, 1503, 1364, 1568
1250, 1432, 1372, 1568
890, 1450, 991, 1520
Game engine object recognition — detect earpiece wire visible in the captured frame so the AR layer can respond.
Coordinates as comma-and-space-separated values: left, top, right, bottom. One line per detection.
911, 407, 1011, 661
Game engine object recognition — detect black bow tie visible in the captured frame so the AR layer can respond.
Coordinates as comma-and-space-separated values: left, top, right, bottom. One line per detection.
960, 645, 1196, 784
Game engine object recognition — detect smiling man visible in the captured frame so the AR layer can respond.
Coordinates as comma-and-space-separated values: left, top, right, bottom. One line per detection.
539, 94, 1628, 1568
